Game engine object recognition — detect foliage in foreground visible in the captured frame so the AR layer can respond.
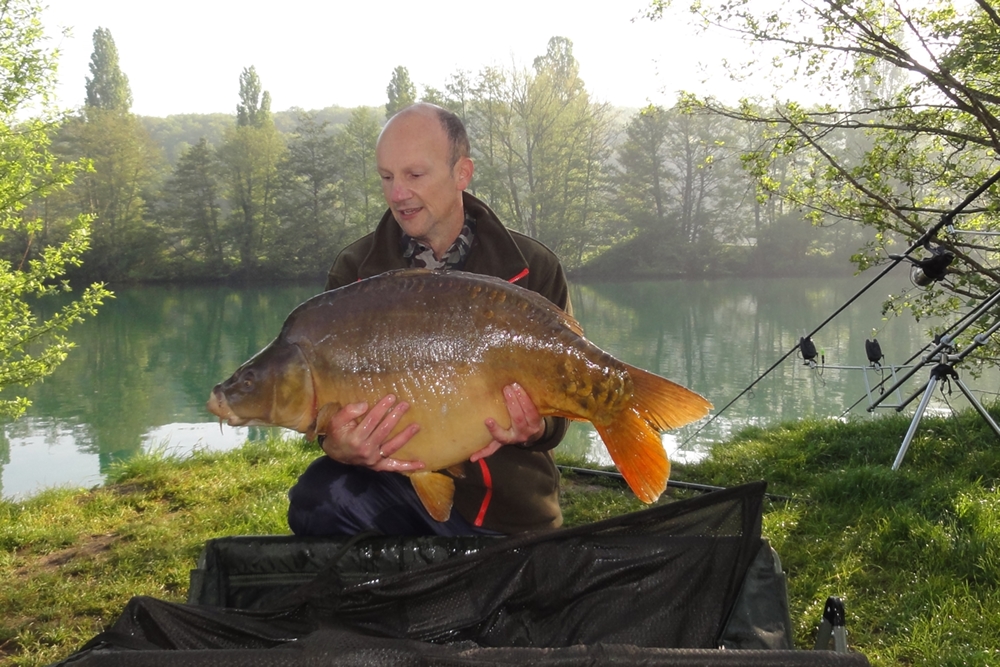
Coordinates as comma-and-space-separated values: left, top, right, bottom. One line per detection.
5, 411, 1000, 665
0, 0, 111, 418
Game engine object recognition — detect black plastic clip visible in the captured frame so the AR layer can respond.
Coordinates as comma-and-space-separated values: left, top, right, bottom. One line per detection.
814, 596, 848, 653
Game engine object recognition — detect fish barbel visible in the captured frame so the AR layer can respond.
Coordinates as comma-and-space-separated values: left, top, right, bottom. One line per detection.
207, 269, 712, 521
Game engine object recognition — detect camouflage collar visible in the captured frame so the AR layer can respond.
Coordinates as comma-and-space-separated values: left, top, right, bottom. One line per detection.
401, 213, 477, 271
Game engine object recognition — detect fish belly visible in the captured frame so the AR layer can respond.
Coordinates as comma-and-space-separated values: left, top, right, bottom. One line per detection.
394, 373, 509, 470
316, 371, 511, 471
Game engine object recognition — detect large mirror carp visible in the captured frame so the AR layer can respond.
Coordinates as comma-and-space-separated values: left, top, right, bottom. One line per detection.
208, 269, 711, 521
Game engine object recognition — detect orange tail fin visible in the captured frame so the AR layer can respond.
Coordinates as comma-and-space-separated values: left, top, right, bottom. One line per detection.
594, 364, 712, 504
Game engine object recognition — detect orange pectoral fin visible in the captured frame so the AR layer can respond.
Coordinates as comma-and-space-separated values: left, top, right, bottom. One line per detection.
307, 402, 343, 441
409, 471, 456, 522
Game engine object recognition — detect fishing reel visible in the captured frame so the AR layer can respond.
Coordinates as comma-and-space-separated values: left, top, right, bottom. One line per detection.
891, 241, 954, 287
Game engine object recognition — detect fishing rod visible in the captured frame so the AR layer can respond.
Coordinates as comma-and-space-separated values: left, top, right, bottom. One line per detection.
837, 299, 984, 417
683, 167, 1000, 445
838, 284, 1000, 416
557, 465, 793, 502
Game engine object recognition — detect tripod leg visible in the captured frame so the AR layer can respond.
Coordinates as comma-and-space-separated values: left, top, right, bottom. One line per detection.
893, 377, 939, 471
953, 377, 1000, 440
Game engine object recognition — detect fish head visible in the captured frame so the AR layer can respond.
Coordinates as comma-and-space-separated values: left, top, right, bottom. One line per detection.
207, 340, 315, 433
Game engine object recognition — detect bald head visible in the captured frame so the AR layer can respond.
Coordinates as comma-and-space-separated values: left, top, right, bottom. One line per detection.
375, 102, 475, 258
380, 102, 470, 167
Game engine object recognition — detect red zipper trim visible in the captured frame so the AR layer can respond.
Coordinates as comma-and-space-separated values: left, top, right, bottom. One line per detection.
507, 268, 529, 284
474, 459, 493, 527
473, 268, 526, 525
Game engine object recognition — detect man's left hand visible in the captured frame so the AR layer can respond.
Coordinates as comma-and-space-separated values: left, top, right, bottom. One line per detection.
472, 383, 545, 462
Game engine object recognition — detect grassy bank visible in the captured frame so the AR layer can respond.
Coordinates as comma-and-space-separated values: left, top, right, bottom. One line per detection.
4, 410, 1000, 665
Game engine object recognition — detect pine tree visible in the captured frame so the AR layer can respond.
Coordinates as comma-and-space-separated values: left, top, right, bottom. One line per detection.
160, 138, 224, 270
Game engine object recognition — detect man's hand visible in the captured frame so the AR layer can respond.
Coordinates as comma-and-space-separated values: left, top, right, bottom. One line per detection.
319, 394, 424, 472
471, 383, 545, 463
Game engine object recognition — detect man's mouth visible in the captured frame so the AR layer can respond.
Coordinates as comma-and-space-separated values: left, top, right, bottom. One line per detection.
397, 206, 422, 218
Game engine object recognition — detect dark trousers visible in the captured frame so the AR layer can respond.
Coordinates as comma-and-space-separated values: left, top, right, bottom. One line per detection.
287, 456, 499, 537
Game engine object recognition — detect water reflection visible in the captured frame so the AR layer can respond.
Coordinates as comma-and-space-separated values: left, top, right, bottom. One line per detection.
567, 277, 998, 463
1, 284, 316, 498
2, 276, 995, 499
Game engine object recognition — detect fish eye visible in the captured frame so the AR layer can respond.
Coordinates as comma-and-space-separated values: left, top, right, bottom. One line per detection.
241, 370, 255, 389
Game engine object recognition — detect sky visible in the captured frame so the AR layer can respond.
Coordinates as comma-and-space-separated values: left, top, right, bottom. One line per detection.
38, 0, 750, 118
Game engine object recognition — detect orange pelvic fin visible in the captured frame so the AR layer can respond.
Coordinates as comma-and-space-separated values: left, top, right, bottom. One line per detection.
594, 364, 712, 504
409, 471, 456, 522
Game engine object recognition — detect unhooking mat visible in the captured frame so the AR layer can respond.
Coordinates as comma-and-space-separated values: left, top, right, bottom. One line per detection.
53, 481, 870, 666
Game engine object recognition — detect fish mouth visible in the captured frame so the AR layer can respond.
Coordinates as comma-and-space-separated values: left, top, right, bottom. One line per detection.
206, 387, 248, 426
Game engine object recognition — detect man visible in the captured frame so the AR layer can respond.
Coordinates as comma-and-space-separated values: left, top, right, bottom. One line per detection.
287, 103, 570, 537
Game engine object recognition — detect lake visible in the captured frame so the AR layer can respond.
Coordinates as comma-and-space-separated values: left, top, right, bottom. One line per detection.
3, 274, 996, 500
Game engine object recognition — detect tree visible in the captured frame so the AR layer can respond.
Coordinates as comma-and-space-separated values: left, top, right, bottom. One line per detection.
385, 65, 417, 118
613, 104, 759, 274
273, 112, 343, 276
219, 67, 285, 275
60, 109, 164, 279
60, 27, 163, 281
85, 27, 132, 111
0, 0, 111, 418
654, 0, 1000, 318
158, 138, 225, 272
237, 66, 271, 128
466, 38, 616, 266
335, 107, 382, 238
615, 105, 673, 235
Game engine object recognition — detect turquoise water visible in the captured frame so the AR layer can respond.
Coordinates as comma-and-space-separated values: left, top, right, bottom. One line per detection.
3, 275, 996, 499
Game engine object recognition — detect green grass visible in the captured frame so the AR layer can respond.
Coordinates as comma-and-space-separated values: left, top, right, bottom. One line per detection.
4, 410, 1000, 665
675, 410, 1000, 666
0, 437, 318, 666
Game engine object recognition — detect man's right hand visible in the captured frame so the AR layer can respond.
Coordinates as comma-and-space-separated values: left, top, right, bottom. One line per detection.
319, 394, 423, 472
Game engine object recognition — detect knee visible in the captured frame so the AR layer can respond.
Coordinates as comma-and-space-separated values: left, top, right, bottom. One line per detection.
287, 457, 350, 536
287, 457, 390, 537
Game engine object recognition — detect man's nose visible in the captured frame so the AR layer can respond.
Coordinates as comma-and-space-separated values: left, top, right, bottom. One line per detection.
390, 182, 411, 202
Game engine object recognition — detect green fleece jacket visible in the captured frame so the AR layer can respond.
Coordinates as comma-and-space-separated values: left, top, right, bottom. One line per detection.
325, 191, 569, 534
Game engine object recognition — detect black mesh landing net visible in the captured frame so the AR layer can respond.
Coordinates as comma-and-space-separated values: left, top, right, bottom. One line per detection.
54, 481, 869, 666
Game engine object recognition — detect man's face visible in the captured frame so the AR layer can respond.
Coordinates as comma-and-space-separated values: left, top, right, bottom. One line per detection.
375, 110, 473, 256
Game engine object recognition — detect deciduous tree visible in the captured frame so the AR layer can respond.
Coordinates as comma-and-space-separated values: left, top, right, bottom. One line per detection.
0, 0, 110, 418
466, 38, 616, 267
385, 66, 417, 119
219, 66, 285, 275
335, 107, 382, 238
654, 0, 1000, 315
85, 26, 132, 111
58, 27, 163, 280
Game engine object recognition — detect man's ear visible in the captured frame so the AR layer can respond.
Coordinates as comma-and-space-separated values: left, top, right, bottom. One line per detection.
454, 157, 474, 190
